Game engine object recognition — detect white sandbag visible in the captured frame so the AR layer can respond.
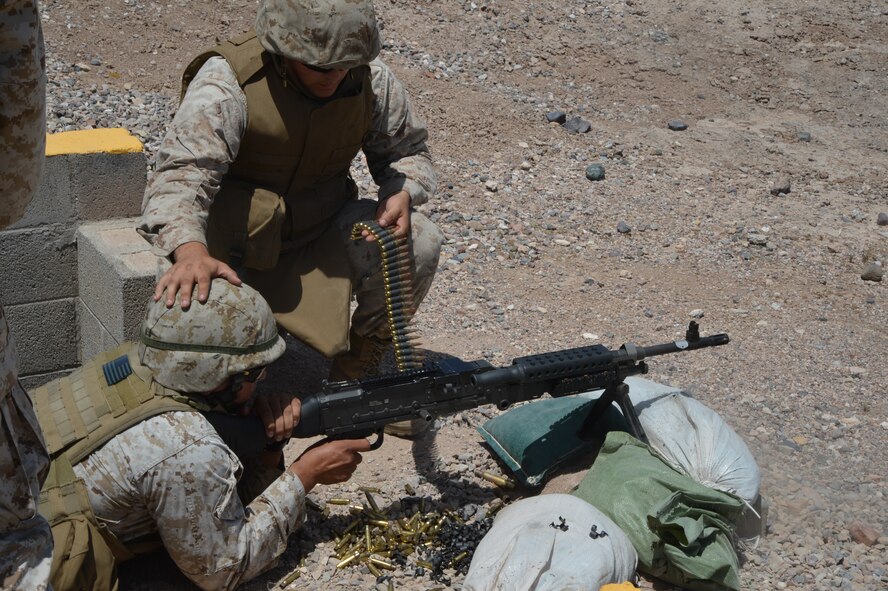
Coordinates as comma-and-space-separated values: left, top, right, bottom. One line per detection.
629, 377, 760, 503
463, 494, 637, 591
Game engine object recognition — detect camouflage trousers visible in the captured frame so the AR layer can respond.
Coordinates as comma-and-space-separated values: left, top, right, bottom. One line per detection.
0, 311, 52, 591
0, 0, 47, 229
335, 200, 444, 340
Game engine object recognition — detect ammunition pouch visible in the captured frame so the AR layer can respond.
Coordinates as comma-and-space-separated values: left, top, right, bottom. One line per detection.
206, 181, 285, 271
39, 455, 131, 591
206, 175, 359, 272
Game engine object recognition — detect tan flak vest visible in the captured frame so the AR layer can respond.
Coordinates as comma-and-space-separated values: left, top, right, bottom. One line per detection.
32, 343, 195, 591
182, 32, 376, 356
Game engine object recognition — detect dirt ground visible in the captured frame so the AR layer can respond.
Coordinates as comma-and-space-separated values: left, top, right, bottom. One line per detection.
39, 0, 886, 589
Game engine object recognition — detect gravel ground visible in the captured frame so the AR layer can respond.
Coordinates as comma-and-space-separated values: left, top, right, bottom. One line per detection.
38, 0, 887, 589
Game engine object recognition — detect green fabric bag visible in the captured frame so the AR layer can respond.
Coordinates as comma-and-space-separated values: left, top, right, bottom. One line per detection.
476, 395, 628, 487
571, 431, 744, 591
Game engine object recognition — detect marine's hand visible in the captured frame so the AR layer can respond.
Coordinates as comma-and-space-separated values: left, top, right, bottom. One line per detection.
155, 242, 242, 308
364, 190, 411, 241
252, 392, 301, 442
288, 438, 372, 492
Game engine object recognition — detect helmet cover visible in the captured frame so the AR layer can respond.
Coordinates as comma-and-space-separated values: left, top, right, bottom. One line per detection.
139, 281, 286, 393
255, 0, 381, 69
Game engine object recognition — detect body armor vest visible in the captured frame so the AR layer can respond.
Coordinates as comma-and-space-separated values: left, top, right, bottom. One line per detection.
32, 343, 193, 466
182, 32, 375, 270
31, 343, 198, 589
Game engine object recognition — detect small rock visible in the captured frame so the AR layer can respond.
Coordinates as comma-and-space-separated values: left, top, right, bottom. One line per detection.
582, 333, 598, 340
747, 233, 769, 246
689, 309, 705, 319
554, 239, 571, 246
546, 111, 567, 124
564, 116, 591, 134
848, 522, 880, 546
877, 212, 888, 226
667, 119, 688, 131
585, 163, 605, 181
770, 175, 791, 195
484, 180, 498, 192
797, 131, 812, 142
861, 262, 883, 282
616, 220, 631, 233
519, 160, 532, 171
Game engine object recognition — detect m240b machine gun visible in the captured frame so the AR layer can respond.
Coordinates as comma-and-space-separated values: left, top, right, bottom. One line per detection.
290, 322, 729, 448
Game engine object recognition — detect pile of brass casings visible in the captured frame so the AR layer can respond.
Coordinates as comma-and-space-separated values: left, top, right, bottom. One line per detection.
320, 486, 504, 582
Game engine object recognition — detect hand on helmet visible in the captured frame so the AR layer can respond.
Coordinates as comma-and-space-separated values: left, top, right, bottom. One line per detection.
155, 242, 242, 309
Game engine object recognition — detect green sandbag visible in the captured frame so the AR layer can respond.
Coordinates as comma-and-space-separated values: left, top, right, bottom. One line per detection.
571, 431, 744, 591
476, 396, 628, 487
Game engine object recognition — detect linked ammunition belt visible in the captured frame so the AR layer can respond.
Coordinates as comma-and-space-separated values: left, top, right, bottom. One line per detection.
351, 221, 423, 372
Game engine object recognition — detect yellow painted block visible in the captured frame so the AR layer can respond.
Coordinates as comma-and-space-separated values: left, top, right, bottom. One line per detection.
46, 128, 143, 156
599, 584, 638, 591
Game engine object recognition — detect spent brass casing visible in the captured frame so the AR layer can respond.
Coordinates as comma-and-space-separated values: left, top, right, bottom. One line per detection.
415, 559, 434, 570
369, 557, 396, 571
475, 470, 516, 489
451, 551, 469, 565
364, 491, 381, 513
335, 551, 361, 569
358, 486, 381, 494
327, 498, 350, 505
279, 569, 301, 588
334, 533, 353, 550
367, 562, 381, 577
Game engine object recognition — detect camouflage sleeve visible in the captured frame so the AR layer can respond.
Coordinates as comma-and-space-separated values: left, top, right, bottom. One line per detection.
0, 0, 46, 230
364, 59, 436, 206
137, 56, 247, 258
142, 432, 306, 591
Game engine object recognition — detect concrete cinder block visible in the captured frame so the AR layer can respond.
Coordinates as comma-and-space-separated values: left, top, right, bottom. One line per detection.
4, 299, 78, 376
71, 152, 147, 221
77, 219, 156, 360
0, 224, 78, 306
77, 299, 120, 365
19, 368, 75, 391
8, 155, 76, 228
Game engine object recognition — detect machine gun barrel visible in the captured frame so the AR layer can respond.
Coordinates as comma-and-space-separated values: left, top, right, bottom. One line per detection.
472, 322, 729, 389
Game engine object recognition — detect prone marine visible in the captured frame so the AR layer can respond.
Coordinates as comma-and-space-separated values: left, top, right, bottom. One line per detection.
31, 281, 371, 591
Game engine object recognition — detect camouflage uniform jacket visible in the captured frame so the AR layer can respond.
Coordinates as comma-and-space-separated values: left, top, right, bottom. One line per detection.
139, 55, 436, 258
72, 409, 306, 591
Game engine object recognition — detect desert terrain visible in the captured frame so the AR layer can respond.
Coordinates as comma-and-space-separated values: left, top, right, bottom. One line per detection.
37, 0, 887, 589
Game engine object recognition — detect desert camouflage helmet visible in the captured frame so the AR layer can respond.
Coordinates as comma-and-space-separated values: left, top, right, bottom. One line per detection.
139, 281, 286, 393
255, 0, 381, 69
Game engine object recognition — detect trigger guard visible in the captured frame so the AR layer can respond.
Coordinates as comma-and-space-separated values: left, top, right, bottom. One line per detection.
368, 429, 384, 450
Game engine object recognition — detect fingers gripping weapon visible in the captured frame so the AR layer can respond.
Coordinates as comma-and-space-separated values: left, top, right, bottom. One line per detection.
292, 322, 729, 449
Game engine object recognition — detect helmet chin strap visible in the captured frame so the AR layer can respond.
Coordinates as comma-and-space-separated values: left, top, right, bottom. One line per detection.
212, 374, 245, 414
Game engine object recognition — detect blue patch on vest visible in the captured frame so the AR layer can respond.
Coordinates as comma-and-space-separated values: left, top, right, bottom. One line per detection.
102, 356, 133, 386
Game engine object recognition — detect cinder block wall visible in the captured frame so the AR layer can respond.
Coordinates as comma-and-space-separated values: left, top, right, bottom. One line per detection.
0, 129, 153, 389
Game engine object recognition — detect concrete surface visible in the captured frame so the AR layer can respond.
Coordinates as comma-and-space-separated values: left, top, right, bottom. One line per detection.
77, 219, 156, 362
0, 128, 151, 383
